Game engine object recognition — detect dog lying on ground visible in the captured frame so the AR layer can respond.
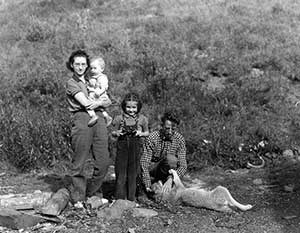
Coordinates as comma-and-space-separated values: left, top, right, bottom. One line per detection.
151, 169, 253, 212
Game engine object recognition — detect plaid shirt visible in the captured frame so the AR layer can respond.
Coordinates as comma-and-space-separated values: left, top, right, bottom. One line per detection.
140, 130, 187, 189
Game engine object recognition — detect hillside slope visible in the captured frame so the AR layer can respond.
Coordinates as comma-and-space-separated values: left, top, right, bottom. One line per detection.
1, 0, 300, 170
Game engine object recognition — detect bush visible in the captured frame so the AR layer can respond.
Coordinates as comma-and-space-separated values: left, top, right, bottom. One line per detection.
1, 0, 300, 171
26, 16, 55, 42
0, 98, 71, 172
0, 69, 71, 172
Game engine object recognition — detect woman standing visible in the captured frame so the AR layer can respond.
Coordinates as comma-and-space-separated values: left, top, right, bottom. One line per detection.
65, 50, 111, 203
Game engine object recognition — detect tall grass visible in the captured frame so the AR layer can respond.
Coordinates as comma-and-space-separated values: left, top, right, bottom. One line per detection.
1, 0, 300, 171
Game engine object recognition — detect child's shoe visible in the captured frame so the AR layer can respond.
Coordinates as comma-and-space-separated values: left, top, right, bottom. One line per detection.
88, 115, 99, 127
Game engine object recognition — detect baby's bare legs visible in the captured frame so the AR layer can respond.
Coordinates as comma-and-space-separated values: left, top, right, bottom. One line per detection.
102, 111, 112, 126
87, 110, 99, 127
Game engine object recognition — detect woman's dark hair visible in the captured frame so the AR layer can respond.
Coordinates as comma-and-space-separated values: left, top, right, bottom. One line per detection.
66, 49, 90, 72
121, 92, 143, 114
161, 111, 180, 125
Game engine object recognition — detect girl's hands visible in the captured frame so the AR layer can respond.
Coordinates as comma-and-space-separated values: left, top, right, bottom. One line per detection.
112, 130, 124, 137
112, 129, 149, 137
135, 130, 143, 137
135, 130, 149, 137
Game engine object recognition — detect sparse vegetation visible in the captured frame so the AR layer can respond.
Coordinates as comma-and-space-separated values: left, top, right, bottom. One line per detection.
1, 0, 300, 171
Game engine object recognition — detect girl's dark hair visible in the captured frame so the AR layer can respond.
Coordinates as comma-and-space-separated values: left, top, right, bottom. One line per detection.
161, 111, 180, 125
121, 92, 143, 113
66, 49, 90, 72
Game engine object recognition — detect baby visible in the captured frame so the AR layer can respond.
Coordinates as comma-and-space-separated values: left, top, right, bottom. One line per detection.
86, 57, 112, 127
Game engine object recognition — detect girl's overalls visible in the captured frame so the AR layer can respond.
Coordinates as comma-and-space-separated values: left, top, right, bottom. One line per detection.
115, 116, 141, 201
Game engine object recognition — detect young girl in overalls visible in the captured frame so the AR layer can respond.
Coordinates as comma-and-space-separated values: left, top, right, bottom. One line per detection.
111, 93, 149, 201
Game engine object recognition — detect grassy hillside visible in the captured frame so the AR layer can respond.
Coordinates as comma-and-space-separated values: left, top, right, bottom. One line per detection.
1, 0, 300, 171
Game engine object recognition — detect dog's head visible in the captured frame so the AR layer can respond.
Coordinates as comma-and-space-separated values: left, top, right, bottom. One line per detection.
151, 181, 164, 202
151, 180, 163, 193
151, 180, 178, 203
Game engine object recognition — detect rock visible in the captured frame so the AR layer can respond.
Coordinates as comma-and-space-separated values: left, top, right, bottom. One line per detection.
253, 178, 263, 185
0, 208, 45, 230
39, 188, 70, 216
131, 208, 158, 218
282, 149, 294, 159
0, 191, 52, 210
284, 184, 294, 192
205, 76, 226, 92
250, 68, 264, 78
128, 228, 136, 233
283, 215, 297, 220
86, 196, 108, 209
97, 200, 137, 219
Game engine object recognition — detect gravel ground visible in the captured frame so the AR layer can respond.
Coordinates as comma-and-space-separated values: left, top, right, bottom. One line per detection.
0, 161, 300, 233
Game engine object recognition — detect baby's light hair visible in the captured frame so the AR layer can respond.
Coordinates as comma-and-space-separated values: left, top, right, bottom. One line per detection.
91, 57, 105, 70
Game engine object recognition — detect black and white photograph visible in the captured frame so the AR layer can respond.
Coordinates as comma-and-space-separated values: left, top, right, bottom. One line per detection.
0, 0, 300, 232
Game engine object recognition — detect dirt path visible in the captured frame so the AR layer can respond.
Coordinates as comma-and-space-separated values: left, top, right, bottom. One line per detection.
0, 161, 300, 233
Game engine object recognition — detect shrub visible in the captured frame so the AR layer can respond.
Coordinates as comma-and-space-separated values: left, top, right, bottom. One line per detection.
26, 16, 54, 42
2, 0, 300, 171
0, 98, 71, 172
